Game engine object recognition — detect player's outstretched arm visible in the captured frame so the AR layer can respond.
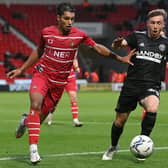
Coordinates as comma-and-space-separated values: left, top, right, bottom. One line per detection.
93, 43, 112, 57
7, 48, 41, 78
92, 43, 135, 65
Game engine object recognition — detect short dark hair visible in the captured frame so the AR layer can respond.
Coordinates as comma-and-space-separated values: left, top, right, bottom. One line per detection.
56, 2, 76, 16
147, 9, 167, 21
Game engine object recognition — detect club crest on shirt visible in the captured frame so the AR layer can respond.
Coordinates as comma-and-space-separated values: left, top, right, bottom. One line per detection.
70, 40, 75, 47
159, 44, 166, 52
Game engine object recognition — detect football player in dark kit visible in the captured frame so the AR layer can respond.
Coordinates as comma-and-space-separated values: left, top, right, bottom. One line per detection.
102, 9, 168, 161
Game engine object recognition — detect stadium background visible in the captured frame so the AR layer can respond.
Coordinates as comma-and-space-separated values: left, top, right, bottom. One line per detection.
0, 0, 168, 91
1, 1, 168, 168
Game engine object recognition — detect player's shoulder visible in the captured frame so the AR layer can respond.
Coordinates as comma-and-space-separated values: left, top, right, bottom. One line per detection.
42, 25, 57, 34
126, 30, 147, 39
160, 36, 168, 47
134, 30, 147, 35
160, 34, 168, 40
128, 30, 147, 40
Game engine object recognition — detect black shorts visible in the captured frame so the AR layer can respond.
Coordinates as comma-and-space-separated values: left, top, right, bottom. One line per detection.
115, 80, 161, 113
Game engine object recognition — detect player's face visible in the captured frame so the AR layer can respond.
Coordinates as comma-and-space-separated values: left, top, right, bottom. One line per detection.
57, 11, 75, 34
147, 15, 165, 38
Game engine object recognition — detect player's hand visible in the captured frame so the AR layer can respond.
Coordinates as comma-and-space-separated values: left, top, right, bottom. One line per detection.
73, 66, 80, 73
6, 68, 23, 78
121, 49, 136, 66
112, 37, 124, 49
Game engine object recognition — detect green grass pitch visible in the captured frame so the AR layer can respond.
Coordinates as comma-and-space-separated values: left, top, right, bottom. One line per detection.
0, 91, 168, 168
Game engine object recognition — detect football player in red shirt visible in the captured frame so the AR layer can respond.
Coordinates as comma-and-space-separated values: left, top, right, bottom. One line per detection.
7, 2, 135, 164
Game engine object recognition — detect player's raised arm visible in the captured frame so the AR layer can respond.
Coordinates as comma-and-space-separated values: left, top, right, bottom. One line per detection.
92, 43, 135, 65
6, 48, 42, 78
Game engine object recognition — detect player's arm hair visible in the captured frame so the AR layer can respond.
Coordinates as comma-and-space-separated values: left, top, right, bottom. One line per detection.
93, 43, 135, 65
92, 43, 124, 60
19, 48, 41, 72
92, 43, 112, 56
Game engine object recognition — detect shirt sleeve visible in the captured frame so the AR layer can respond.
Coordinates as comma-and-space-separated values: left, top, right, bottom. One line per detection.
81, 32, 96, 47
125, 32, 137, 49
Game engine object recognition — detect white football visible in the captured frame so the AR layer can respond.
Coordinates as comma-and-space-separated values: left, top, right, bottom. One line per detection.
130, 135, 154, 159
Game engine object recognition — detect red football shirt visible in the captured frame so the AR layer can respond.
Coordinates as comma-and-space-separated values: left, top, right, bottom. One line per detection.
37, 25, 95, 85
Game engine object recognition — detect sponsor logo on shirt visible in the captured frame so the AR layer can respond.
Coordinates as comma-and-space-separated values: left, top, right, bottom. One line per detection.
53, 51, 70, 58
136, 50, 163, 63
70, 40, 75, 47
48, 49, 71, 58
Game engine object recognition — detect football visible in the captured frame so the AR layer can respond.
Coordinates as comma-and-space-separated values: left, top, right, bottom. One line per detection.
130, 135, 154, 160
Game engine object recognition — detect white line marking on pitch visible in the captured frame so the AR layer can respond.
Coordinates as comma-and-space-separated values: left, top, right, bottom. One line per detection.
5, 120, 168, 126
0, 146, 168, 161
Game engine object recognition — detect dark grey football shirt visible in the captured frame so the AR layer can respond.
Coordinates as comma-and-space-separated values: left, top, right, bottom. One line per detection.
125, 31, 168, 83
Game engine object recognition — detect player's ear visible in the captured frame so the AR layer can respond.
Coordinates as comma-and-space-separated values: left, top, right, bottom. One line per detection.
57, 15, 61, 22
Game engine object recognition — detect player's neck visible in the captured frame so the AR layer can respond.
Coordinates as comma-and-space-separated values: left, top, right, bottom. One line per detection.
148, 34, 160, 40
57, 25, 70, 35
